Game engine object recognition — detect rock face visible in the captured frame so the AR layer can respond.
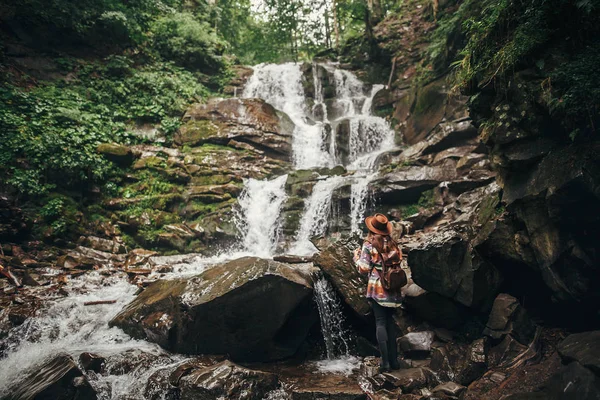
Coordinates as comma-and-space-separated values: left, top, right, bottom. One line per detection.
558, 331, 600, 375
111, 257, 319, 362
178, 360, 279, 400
312, 236, 370, 319
8, 354, 97, 400
175, 98, 294, 161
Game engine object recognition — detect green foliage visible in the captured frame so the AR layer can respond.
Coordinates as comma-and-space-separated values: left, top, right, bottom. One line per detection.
4, 0, 182, 46
150, 12, 226, 72
0, 59, 209, 196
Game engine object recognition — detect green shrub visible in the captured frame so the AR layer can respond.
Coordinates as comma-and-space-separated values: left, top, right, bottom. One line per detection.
150, 12, 226, 72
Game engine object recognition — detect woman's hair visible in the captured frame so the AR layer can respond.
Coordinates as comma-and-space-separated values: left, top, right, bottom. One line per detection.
367, 232, 396, 254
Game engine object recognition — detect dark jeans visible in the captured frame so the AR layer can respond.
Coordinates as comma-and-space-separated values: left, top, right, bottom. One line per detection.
369, 299, 398, 366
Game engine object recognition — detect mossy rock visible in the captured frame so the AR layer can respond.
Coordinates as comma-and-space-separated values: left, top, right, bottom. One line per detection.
97, 143, 134, 166
133, 156, 167, 170
175, 120, 222, 147
285, 170, 320, 189
191, 174, 233, 186
283, 196, 305, 212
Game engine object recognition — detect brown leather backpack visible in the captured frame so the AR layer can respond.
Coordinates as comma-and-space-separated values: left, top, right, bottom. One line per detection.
369, 238, 407, 291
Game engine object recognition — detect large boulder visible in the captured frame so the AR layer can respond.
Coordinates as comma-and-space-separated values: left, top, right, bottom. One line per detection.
7, 354, 97, 400
483, 293, 537, 345
175, 98, 294, 161
110, 257, 319, 362
408, 228, 502, 310
557, 331, 600, 375
312, 236, 370, 319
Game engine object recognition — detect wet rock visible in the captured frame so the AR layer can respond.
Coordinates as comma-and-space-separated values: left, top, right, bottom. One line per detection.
178, 360, 279, 400
273, 255, 314, 263
97, 143, 134, 166
8, 353, 97, 400
543, 361, 600, 400
312, 236, 370, 319
431, 338, 488, 386
125, 249, 158, 269
483, 294, 537, 345
79, 352, 105, 373
398, 331, 436, 354
82, 236, 126, 254
382, 367, 431, 392
111, 257, 319, 362
175, 98, 294, 161
408, 227, 502, 310
557, 331, 600, 375
431, 382, 466, 399
401, 283, 469, 329
377, 159, 458, 205
291, 388, 367, 399
102, 349, 172, 376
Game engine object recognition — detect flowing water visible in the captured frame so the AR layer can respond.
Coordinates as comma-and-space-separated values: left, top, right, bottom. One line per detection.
0, 62, 396, 397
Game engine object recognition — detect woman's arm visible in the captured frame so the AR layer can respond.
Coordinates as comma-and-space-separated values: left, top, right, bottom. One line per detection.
355, 243, 373, 275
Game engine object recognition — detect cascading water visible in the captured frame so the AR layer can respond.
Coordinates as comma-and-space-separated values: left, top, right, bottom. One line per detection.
289, 175, 345, 255
235, 175, 288, 257
243, 63, 334, 169
313, 276, 352, 358
0, 62, 397, 397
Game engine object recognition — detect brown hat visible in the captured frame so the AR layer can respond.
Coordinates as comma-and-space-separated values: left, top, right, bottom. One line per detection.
365, 213, 392, 235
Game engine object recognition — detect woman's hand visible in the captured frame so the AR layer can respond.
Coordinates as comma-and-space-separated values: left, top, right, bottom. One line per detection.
353, 248, 361, 260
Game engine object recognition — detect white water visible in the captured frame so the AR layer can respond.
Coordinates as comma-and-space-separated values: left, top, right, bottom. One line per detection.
0, 62, 396, 396
243, 63, 334, 169
235, 175, 288, 258
0, 273, 174, 398
289, 175, 345, 255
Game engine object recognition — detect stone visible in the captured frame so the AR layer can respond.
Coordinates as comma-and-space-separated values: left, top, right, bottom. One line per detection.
97, 143, 134, 166
483, 293, 537, 345
377, 159, 458, 205
382, 367, 431, 392
175, 98, 294, 160
487, 332, 540, 369
401, 283, 469, 329
312, 236, 370, 319
431, 382, 466, 399
79, 352, 105, 373
408, 227, 502, 310
82, 236, 126, 254
430, 338, 488, 386
398, 331, 436, 353
557, 331, 600, 375
178, 360, 279, 400
542, 361, 600, 400
110, 257, 319, 362
8, 353, 97, 399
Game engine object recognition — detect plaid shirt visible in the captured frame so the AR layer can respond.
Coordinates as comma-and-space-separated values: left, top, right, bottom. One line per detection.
354, 241, 403, 308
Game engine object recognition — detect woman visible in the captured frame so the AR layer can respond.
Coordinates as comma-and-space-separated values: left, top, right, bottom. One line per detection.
353, 213, 403, 372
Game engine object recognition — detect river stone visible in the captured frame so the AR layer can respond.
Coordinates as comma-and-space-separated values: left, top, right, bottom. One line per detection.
178, 360, 279, 400
382, 367, 431, 392
312, 236, 370, 319
8, 353, 97, 400
557, 331, 600, 375
483, 293, 537, 345
431, 381, 467, 399
110, 257, 319, 362
175, 98, 294, 161
398, 331, 436, 353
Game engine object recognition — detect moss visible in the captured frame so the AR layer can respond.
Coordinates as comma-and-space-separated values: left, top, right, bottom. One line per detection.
417, 189, 435, 208
191, 174, 232, 186
176, 120, 221, 145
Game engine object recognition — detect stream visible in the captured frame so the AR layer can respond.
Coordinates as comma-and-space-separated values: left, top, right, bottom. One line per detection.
0, 62, 396, 399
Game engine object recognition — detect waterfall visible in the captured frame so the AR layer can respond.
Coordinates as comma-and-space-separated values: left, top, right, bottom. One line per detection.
0, 63, 395, 395
313, 276, 352, 359
243, 63, 334, 169
289, 175, 345, 255
235, 175, 288, 257
0, 274, 175, 398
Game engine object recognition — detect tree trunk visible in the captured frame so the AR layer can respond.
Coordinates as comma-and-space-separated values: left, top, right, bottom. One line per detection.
368, 0, 383, 26
332, 0, 340, 49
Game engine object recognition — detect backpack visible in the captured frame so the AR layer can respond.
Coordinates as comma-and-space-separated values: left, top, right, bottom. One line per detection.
369, 238, 407, 291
